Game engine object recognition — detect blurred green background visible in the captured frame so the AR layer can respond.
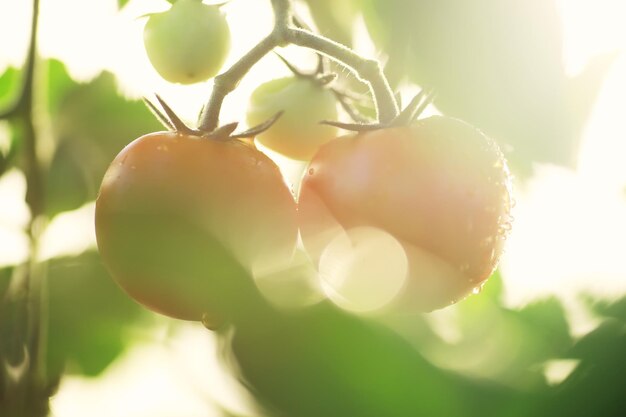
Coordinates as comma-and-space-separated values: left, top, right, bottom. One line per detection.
1, 0, 625, 416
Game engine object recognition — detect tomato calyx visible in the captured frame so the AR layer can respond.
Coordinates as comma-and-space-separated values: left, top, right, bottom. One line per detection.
275, 52, 336, 89
143, 94, 282, 143
322, 87, 437, 132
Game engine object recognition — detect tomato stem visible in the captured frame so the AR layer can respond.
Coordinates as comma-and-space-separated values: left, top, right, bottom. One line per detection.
0, 0, 53, 415
197, 0, 399, 132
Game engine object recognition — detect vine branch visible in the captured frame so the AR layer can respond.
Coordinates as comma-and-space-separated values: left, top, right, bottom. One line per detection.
0, 0, 50, 415
197, 0, 398, 132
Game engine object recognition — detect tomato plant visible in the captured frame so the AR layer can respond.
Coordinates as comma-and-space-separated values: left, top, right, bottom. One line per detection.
143, 0, 230, 84
298, 116, 513, 311
246, 76, 338, 160
95, 131, 298, 322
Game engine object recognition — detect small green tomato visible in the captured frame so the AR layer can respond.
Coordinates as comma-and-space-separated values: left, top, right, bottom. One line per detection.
247, 77, 338, 161
143, 0, 230, 84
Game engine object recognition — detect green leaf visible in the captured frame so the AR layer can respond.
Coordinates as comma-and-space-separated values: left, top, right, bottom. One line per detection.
45, 140, 92, 216
0, 66, 19, 111
422, 288, 571, 388
584, 294, 626, 322
361, 0, 611, 177
232, 301, 532, 417
46, 67, 162, 217
517, 298, 572, 354
0, 121, 23, 178
544, 318, 626, 417
0, 267, 24, 375
300, 0, 359, 47
117, 0, 130, 9
46, 251, 149, 378
0, 266, 10, 301
45, 59, 79, 118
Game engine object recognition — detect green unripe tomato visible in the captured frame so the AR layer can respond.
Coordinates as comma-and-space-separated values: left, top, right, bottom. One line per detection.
143, 0, 230, 84
247, 77, 338, 161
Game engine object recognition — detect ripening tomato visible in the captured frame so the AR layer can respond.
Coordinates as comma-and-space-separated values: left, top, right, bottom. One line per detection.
298, 116, 513, 311
246, 76, 338, 161
95, 132, 298, 322
143, 0, 230, 84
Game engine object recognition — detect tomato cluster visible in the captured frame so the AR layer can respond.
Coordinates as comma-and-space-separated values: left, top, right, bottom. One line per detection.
98, 4, 513, 322
96, 110, 512, 322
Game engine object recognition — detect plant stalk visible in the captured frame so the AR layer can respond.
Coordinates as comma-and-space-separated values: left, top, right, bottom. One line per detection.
197, 0, 398, 132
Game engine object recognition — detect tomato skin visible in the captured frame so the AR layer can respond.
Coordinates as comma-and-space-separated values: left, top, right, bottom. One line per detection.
95, 132, 298, 321
143, 0, 230, 84
247, 77, 338, 161
299, 116, 513, 311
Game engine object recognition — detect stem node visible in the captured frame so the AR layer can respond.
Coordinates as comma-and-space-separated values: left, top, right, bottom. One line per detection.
198, 0, 398, 131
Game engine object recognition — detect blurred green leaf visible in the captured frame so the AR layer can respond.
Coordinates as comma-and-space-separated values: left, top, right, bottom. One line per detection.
361, 0, 612, 176
117, 0, 130, 9
45, 140, 92, 217
46, 65, 162, 217
45, 59, 79, 118
569, 319, 626, 360
543, 318, 626, 416
232, 302, 525, 417
0, 67, 21, 176
46, 250, 148, 378
0, 267, 25, 377
0, 266, 10, 301
301, 0, 359, 47
421, 283, 571, 388
0, 66, 19, 111
584, 294, 626, 322
516, 298, 572, 357
0, 121, 25, 178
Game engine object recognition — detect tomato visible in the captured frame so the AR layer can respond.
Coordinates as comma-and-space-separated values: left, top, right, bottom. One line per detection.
298, 116, 513, 311
246, 76, 338, 161
143, 0, 230, 84
95, 132, 298, 322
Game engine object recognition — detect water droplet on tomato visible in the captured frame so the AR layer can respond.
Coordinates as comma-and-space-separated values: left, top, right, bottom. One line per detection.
308, 168, 315, 176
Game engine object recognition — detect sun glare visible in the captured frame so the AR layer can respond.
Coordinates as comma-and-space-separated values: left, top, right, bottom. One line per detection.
0, 0, 625, 415
500, 0, 626, 307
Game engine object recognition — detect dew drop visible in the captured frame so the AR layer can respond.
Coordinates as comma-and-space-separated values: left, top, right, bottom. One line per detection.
308, 168, 315, 176
472, 286, 482, 295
